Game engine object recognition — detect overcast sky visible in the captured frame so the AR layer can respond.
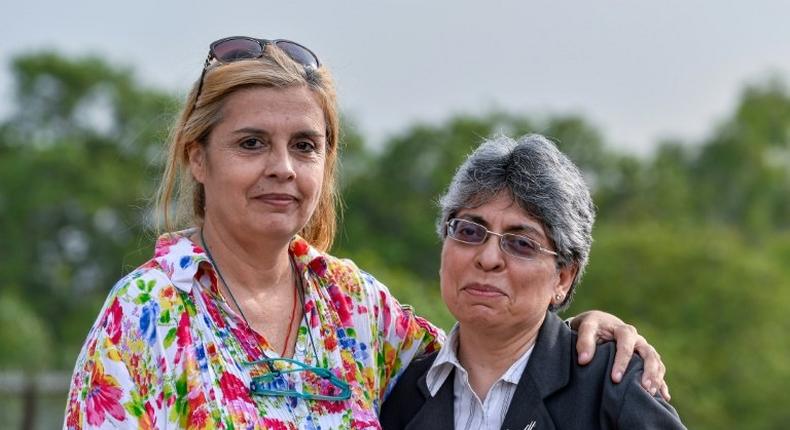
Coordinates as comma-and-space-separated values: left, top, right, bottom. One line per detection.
2, 1, 789, 155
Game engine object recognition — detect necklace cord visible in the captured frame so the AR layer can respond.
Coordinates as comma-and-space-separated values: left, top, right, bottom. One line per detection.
280, 284, 298, 356
200, 228, 300, 358
199, 228, 340, 403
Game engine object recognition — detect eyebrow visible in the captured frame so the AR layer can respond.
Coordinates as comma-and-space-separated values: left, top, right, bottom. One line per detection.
292, 130, 326, 140
232, 127, 326, 140
459, 214, 548, 242
233, 127, 269, 136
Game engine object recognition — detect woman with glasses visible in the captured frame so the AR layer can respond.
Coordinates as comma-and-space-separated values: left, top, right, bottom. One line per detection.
380, 134, 686, 429
64, 37, 668, 429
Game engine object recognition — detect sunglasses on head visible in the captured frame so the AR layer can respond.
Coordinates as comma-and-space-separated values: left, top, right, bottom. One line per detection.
190, 36, 320, 113
208, 36, 320, 69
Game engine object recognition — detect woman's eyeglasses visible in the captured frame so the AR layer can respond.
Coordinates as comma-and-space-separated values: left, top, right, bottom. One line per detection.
445, 218, 558, 260
190, 36, 320, 114
246, 357, 351, 401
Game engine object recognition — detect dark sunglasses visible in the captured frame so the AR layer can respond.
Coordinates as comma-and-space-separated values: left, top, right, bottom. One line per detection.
190, 36, 320, 113
446, 218, 558, 260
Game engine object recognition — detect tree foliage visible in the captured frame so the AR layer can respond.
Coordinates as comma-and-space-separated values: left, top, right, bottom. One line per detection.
0, 52, 179, 367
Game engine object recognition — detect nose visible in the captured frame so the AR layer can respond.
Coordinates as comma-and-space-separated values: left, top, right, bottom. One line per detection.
266, 144, 296, 181
474, 233, 506, 272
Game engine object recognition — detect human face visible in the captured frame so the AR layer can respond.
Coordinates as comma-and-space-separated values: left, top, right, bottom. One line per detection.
188, 85, 326, 244
440, 191, 576, 334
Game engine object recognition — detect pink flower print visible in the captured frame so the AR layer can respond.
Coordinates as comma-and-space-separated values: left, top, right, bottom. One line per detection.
219, 372, 253, 404
263, 418, 291, 430
175, 310, 191, 364
85, 362, 126, 426
137, 402, 157, 430
187, 390, 214, 429
327, 285, 353, 327
309, 257, 328, 277
154, 235, 179, 257
176, 311, 191, 348
65, 388, 83, 429
380, 291, 392, 335
201, 290, 226, 328
395, 311, 409, 338
305, 300, 320, 328
104, 297, 123, 345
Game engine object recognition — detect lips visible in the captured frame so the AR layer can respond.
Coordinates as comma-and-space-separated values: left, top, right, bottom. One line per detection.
254, 193, 298, 207
461, 283, 507, 298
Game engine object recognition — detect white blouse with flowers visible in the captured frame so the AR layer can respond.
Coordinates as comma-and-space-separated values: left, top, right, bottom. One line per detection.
64, 230, 443, 429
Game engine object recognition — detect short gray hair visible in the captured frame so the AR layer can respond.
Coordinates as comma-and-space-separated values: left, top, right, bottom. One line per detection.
437, 134, 596, 311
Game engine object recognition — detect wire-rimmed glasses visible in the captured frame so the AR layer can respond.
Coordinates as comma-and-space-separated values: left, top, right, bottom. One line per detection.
445, 218, 558, 260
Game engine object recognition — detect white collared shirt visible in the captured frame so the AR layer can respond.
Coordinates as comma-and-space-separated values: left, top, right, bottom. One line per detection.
425, 323, 534, 430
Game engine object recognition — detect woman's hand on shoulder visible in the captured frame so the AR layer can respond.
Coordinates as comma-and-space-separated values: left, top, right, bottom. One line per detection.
570, 310, 670, 401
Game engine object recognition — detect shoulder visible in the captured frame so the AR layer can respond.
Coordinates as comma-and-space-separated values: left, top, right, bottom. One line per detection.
81, 233, 199, 356
397, 350, 439, 383
380, 352, 438, 426
386, 351, 439, 400
291, 235, 372, 293
290, 236, 392, 299
566, 330, 639, 391
531, 314, 638, 399
565, 334, 685, 425
80, 258, 185, 351
587, 340, 686, 428
307, 246, 388, 302
108, 257, 185, 314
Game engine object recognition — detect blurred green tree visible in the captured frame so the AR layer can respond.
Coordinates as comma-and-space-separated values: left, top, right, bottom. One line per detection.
0, 52, 179, 367
692, 78, 790, 235
568, 223, 790, 429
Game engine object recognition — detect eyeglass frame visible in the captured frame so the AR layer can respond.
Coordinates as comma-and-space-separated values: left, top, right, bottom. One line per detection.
246, 356, 351, 401
445, 217, 558, 260
189, 36, 321, 117
246, 258, 349, 402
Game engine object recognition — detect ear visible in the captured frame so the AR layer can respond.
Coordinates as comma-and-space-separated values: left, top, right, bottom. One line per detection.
186, 141, 207, 184
554, 263, 578, 301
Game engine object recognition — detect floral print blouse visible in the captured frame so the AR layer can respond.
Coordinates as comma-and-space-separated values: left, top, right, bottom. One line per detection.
64, 230, 443, 429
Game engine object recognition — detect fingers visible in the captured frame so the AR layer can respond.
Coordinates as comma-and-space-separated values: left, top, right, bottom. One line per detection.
575, 319, 600, 365
573, 311, 673, 400
659, 381, 672, 402
636, 340, 668, 399
610, 324, 638, 383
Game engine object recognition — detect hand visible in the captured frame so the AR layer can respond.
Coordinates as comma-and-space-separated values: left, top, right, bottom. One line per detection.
570, 310, 670, 401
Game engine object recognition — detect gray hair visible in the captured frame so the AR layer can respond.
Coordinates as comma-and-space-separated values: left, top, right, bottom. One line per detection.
437, 134, 596, 311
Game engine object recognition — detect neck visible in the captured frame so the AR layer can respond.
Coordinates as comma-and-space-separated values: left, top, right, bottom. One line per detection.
196, 218, 293, 293
456, 317, 544, 401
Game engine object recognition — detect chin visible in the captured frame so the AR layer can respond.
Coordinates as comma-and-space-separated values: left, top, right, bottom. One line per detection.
451, 303, 504, 327
248, 221, 303, 241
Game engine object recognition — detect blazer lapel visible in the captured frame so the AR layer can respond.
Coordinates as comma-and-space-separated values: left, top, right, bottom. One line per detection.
405, 369, 455, 430
501, 312, 571, 430
500, 374, 556, 430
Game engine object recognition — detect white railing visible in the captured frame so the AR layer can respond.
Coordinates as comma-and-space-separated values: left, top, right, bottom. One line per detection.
0, 370, 71, 394
0, 370, 71, 430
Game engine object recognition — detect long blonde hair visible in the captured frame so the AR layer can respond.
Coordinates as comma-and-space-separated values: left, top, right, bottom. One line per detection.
156, 45, 340, 251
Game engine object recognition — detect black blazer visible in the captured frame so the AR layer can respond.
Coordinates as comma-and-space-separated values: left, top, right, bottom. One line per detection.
380, 312, 686, 430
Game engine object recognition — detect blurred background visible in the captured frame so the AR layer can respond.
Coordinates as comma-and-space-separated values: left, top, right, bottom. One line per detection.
1, 1, 789, 429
